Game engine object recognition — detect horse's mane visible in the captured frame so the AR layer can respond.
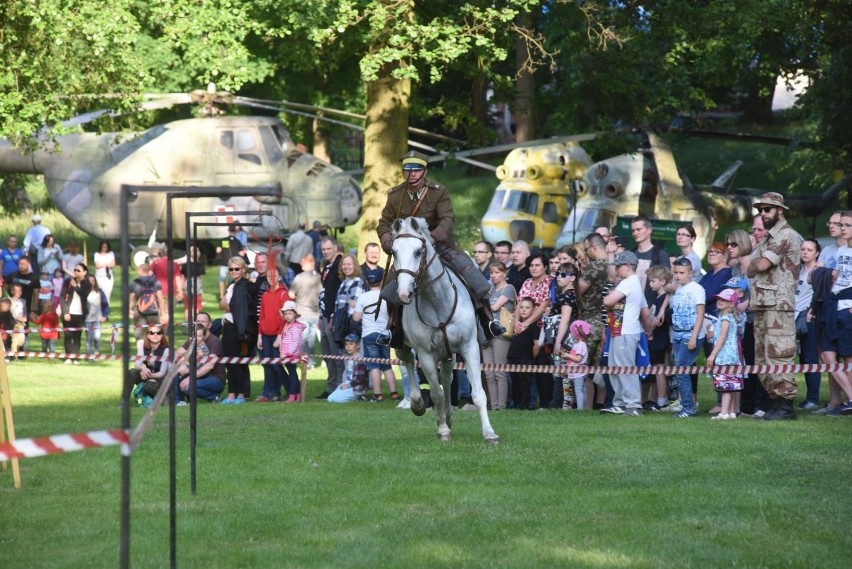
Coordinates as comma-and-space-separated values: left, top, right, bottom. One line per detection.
392, 216, 434, 246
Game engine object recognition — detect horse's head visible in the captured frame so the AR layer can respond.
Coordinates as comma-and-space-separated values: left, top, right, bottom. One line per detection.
391, 217, 434, 304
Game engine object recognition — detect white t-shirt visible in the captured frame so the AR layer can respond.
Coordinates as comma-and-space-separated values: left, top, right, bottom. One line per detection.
832, 245, 852, 310
671, 281, 706, 338
353, 289, 388, 337
614, 274, 644, 335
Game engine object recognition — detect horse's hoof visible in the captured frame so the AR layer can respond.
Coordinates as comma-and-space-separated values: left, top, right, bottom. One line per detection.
485, 436, 501, 445
437, 433, 452, 441
411, 403, 426, 417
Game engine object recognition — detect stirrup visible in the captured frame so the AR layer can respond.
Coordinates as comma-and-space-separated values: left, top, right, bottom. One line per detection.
376, 329, 394, 347
486, 319, 506, 338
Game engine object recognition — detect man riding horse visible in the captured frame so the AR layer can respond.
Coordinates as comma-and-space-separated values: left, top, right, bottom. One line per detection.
376, 150, 506, 347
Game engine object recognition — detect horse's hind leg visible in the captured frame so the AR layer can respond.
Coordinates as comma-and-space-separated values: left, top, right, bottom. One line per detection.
463, 342, 500, 444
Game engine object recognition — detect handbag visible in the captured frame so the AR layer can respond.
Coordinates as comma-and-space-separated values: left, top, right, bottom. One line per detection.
499, 306, 514, 339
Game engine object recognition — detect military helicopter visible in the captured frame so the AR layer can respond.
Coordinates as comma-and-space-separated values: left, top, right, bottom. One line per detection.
0, 89, 363, 241
554, 129, 851, 256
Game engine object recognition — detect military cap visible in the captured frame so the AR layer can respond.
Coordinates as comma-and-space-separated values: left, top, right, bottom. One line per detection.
401, 150, 429, 170
753, 192, 788, 210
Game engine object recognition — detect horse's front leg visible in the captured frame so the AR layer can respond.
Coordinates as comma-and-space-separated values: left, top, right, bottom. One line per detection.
420, 353, 451, 440
463, 342, 500, 444
438, 357, 454, 438
397, 346, 425, 416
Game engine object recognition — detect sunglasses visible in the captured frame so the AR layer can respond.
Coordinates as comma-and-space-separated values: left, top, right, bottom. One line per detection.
673, 258, 692, 267
148, 330, 163, 336
555, 271, 573, 278
756, 206, 775, 214
726, 242, 739, 248
228, 267, 241, 272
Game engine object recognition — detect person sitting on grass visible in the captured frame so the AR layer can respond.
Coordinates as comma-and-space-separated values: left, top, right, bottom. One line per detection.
328, 333, 368, 403
127, 324, 171, 402
176, 312, 226, 404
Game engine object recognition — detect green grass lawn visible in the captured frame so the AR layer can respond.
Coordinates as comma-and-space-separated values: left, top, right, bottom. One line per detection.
1, 359, 850, 568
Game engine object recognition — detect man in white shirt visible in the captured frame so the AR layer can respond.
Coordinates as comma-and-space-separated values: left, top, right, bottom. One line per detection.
353, 267, 400, 401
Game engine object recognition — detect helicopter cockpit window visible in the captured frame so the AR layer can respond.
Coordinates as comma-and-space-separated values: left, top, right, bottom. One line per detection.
220, 130, 234, 149
542, 202, 558, 224
110, 125, 167, 163
505, 190, 539, 216
259, 126, 283, 164
236, 129, 262, 166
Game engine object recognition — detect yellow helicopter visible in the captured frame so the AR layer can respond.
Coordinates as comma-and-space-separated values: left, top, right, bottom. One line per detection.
0, 89, 363, 241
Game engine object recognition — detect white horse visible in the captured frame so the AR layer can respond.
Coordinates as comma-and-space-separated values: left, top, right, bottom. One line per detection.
390, 217, 500, 444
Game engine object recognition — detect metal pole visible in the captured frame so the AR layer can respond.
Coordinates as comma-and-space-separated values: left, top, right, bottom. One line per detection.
119, 185, 132, 569
165, 195, 177, 569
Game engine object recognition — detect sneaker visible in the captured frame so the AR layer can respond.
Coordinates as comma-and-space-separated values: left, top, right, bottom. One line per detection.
176, 401, 188, 407
752, 410, 767, 419
65, 359, 72, 365
600, 406, 624, 414
220, 397, 235, 405
811, 404, 832, 415
234, 396, 246, 405
623, 408, 643, 417
397, 398, 411, 410
667, 401, 683, 413
827, 401, 852, 416
643, 401, 661, 411
254, 395, 271, 403
798, 401, 818, 410
674, 410, 695, 418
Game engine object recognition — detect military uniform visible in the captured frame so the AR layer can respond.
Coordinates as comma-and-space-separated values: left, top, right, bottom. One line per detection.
751, 213, 802, 401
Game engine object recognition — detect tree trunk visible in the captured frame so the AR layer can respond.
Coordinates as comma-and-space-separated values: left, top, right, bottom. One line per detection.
312, 116, 331, 163
513, 12, 535, 142
360, 65, 411, 255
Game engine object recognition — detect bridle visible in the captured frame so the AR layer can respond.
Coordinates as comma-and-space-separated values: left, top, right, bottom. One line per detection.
393, 232, 459, 358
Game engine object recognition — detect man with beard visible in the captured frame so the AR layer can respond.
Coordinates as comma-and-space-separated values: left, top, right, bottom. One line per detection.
316, 236, 344, 398
746, 193, 803, 420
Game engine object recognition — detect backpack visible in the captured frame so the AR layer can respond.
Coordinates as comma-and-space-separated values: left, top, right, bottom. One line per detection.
136, 277, 159, 315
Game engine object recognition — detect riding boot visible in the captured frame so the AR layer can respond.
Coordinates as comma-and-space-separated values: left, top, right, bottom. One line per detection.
479, 304, 506, 339
377, 306, 404, 348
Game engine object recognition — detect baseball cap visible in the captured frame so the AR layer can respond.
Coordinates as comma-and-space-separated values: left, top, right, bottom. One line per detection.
344, 333, 360, 343
364, 267, 384, 285
715, 289, 740, 303
722, 276, 749, 290
614, 250, 638, 266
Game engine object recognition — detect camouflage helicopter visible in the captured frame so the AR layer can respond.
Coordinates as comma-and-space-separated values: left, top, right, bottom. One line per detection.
554, 129, 851, 256
0, 89, 363, 241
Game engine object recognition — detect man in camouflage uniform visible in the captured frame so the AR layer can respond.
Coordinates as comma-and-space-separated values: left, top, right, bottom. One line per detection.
577, 233, 610, 372
747, 192, 803, 420
376, 150, 505, 346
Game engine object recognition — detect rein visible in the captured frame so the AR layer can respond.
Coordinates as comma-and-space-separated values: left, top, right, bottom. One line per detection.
393, 231, 458, 358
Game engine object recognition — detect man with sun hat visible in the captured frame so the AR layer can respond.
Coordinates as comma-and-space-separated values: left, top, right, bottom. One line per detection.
746, 192, 802, 420
376, 150, 505, 346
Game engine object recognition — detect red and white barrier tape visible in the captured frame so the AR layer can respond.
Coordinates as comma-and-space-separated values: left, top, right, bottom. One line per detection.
7, 350, 852, 376
0, 429, 130, 462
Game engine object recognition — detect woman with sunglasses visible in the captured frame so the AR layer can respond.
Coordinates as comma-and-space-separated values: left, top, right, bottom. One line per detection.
58, 263, 92, 364
220, 257, 254, 404
129, 325, 171, 399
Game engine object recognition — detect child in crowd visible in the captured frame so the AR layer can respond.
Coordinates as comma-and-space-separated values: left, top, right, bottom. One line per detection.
38, 269, 53, 306
706, 289, 744, 419
31, 299, 60, 353
603, 251, 646, 416
669, 257, 706, 418
1, 298, 17, 360
329, 333, 368, 403
275, 300, 306, 403
8, 284, 28, 359
646, 265, 674, 410
561, 319, 591, 410
548, 263, 579, 406
507, 297, 540, 410
52, 268, 65, 307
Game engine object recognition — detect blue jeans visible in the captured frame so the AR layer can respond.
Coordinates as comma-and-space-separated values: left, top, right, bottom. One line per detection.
181, 374, 225, 402
798, 319, 821, 405
260, 334, 286, 398
672, 335, 704, 414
